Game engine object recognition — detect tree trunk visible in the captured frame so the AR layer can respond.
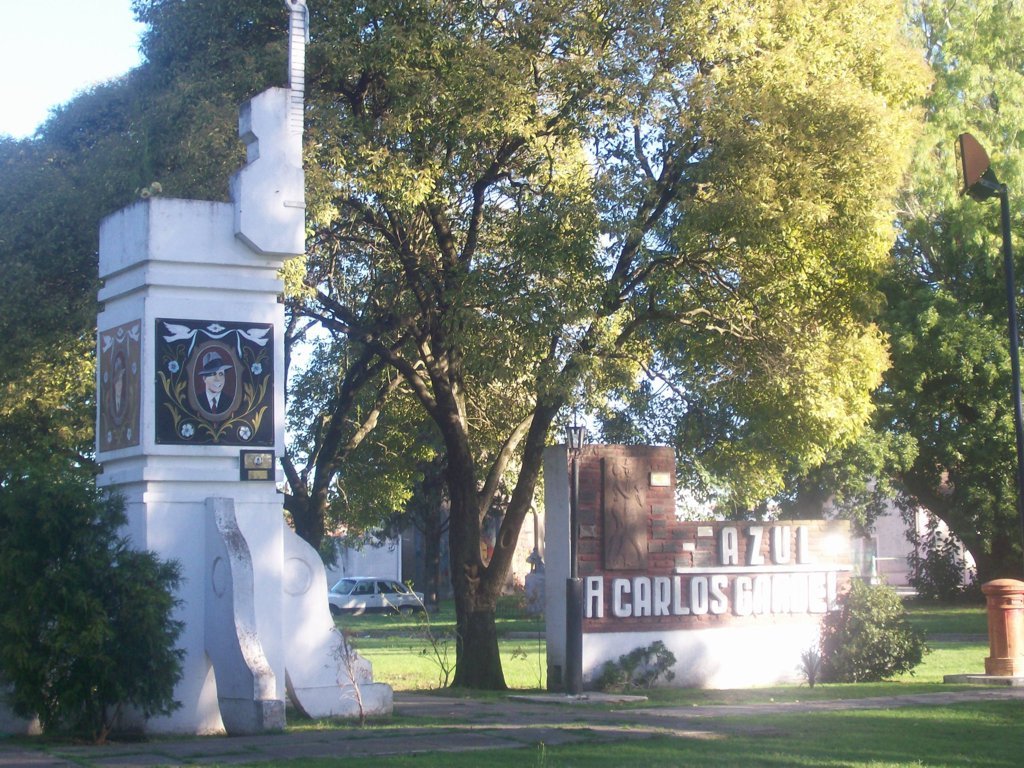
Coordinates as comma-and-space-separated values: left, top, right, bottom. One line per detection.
442, 401, 558, 689
976, 530, 1023, 583
899, 477, 1023, 584
452, 604, 505, 689
445, 457, 508, 689
284, 493, 325, 552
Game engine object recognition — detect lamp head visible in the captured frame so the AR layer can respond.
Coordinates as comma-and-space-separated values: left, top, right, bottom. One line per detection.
956, 133, 1002, 201
565, 424, 587, 454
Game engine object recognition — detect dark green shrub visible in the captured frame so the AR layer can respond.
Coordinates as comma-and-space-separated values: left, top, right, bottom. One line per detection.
820, 580, 925, 682
595, 641, 676, 691
0, 469, 184, 742
907, 524, 977, 602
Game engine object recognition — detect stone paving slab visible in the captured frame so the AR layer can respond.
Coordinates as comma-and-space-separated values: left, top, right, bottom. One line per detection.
944, 674, 1024, 686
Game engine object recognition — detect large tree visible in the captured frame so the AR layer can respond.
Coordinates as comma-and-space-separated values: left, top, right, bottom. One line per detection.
293, 0, 927, 687
879, 0, 1024, 580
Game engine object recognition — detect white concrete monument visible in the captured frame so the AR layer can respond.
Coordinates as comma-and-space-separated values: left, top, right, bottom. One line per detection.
96, 1, 392, 735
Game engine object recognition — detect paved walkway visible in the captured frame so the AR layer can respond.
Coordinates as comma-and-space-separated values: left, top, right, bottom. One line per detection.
2, 688, 1023, 767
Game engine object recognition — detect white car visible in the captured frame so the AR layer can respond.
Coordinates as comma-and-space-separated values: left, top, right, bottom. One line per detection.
328, 577, 425, 616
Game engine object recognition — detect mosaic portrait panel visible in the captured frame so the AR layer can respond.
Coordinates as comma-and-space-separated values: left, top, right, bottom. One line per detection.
98, 321, 142, 451
155, 318, 274, 446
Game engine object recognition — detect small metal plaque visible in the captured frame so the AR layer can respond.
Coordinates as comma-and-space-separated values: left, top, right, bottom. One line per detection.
240, 450, 275, 481
649, 471, 671, 487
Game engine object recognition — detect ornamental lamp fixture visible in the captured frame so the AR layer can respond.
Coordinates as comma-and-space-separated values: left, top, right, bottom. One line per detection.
564, 418, 587, 696
565, 423, 587, 455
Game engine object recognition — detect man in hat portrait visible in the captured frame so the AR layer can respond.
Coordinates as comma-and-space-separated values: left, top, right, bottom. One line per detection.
197, 349, 234, 415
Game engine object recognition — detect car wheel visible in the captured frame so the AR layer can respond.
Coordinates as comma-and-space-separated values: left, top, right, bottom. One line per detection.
329, 604, 341, 617
398, 605, 414, 616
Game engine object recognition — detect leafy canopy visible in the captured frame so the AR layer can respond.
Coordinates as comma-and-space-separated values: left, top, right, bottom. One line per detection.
290, 0, 927, 687
878, 0, 1024, 578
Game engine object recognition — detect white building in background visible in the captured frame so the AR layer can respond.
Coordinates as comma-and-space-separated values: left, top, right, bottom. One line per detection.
855, 502, 976, 589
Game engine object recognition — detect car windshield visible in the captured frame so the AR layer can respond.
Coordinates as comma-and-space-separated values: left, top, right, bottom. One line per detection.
329, 578, 358, 595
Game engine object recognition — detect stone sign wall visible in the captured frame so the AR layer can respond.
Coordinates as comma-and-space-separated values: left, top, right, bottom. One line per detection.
544, 444, 852, 690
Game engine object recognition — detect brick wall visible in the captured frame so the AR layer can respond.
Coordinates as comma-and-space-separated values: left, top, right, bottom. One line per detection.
575, 445, 851, 634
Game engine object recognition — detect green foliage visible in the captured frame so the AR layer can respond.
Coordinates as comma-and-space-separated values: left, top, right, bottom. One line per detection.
877, 0, 1024, 579
773, 0, 1024, 577
590, 0, 930, 512
798, 647, 823, 688
756, 411, 921, 533
906, 519, 978, 602
0, 131, 108, 469
282, 329, 434, 550
0, 466, 184, 742
1, 0, 282, 478
820, 581, 926, 683
594, 641, 676, 692
2, 0, 931, 692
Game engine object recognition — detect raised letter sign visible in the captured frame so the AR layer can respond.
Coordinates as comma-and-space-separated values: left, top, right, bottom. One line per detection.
720, 527, 739, 565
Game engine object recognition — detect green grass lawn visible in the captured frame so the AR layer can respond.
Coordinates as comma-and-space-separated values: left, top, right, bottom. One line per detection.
314, 596, 1007, 768
338, 597, 547, 691
354, 634, 547, 691
903, 599, 988, 636
275, 700, 1024, 767
899, 599, 989, 683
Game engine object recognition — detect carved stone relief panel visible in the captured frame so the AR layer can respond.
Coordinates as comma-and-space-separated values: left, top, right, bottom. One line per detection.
602, 455, 648, 570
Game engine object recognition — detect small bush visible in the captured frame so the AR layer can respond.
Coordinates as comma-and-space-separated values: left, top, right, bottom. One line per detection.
820, 580, 925, 683
907, 524, 976, 602
0, 470, 184, 742
595, 641, 676, 692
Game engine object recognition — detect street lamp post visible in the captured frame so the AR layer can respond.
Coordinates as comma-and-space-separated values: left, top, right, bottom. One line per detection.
956, 132, 1024, 568
565, 423, 586, 696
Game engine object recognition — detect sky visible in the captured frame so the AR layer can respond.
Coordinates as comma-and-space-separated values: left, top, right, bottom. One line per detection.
0, 0, 144, 139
